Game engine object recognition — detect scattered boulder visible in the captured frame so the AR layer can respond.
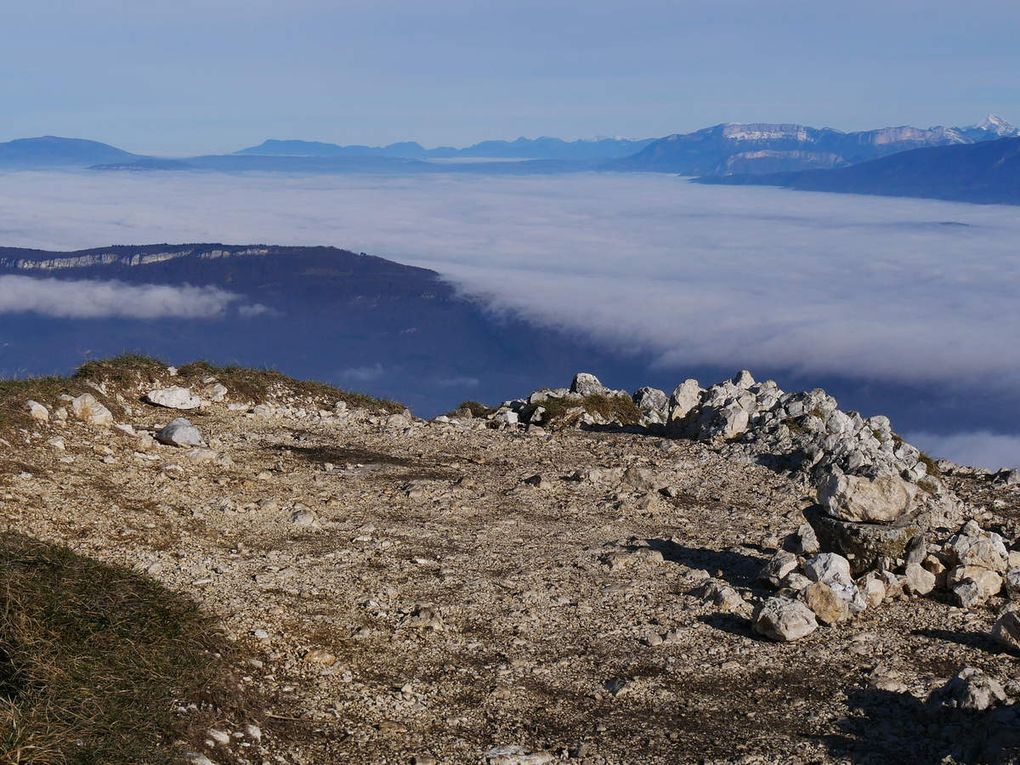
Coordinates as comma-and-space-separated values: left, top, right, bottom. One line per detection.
155, 418, 204, 447
70, 394, 114, 426
145, 386, 204, 410
903, 563, 936, 596
667, 379, 702, 424
802, 581, 850, 625
948, 565, 1003, 608
753, 597, 818, 642
804, 505, 921, 576
991, 610, 1020, 651
944, 521, 1009, 572
26, 400, 49, 422
928, 667, 1007, 711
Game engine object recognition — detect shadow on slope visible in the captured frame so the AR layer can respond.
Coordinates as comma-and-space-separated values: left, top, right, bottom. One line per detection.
822, 687, 1020, 764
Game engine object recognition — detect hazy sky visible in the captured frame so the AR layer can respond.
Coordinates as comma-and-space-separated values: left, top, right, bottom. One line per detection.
3, 1, 1019, 154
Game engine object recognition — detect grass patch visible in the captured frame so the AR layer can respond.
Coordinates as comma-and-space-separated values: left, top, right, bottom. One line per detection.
917, 452, 943, 478
174, 361, 403, 413
540, 394, 642, 427
0, 355, 404, 436
447, 401, 494, 418
75, 354, 168, 388
0, 377, 68, 435
0, 533, 257, 764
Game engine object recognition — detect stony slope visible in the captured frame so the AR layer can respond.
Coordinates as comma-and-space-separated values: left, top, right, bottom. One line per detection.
2, 359, 1019, 764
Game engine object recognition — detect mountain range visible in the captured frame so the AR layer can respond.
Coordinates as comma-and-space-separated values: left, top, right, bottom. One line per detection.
616, 121, 1011, 175
698, 135, 1020, 205
0, 115, 1017, 204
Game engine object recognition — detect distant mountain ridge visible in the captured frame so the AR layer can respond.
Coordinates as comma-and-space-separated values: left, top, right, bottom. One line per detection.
235, 135, 655, 161
615, 116, 1017, 175
0, 116, 1015, 186
696, 136, 1020, 205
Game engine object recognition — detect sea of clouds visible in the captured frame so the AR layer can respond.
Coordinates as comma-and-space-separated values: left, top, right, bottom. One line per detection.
0, 169, 1016, 468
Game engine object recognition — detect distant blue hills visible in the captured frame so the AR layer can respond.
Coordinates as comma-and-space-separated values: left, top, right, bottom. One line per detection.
1, 115, 1018, 203
236, 136, 654, 161
0, 136, 140, 167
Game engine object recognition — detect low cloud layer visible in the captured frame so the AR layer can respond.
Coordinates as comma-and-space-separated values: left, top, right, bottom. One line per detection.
0, 169, 1018, 467
908, 431, 1020, 471
0, 274, 242, 319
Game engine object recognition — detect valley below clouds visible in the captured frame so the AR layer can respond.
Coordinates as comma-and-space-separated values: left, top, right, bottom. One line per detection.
0, 170, 1017, 468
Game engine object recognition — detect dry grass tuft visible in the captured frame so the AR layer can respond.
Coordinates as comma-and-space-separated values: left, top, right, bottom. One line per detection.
448, 401, 495, 418
0, 355, 404, 441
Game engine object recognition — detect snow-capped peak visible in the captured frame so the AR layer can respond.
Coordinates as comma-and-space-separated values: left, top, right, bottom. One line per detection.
974, 114, 1018, 136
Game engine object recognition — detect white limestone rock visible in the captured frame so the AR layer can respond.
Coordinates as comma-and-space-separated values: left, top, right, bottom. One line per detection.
26, 400, 49, 422
948, 565, 1003, 608
667, 379, 703, 423
753, 597, 818, 642
71, 393, 114, 426
569, 372, 606, 397
145, 386, 204, 410
802, 581, 851, 625
155, 417, 204, 447
816, 469, 916, 524
903, 563, 936, 596
944, 521, 1009, 573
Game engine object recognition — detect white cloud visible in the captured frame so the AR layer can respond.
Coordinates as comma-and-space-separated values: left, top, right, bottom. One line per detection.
907, 431, 1020, 471
339, 363, 384, 383
0, 274, 242, 319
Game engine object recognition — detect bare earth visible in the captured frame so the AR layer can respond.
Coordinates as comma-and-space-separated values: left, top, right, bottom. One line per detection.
2, 367, 1018, 764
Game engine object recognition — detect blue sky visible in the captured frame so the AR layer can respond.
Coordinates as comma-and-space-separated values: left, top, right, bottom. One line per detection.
2, 0, 1019, 153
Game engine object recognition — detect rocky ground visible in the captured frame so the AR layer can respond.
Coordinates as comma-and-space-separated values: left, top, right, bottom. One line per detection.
2, 360, 1019, 764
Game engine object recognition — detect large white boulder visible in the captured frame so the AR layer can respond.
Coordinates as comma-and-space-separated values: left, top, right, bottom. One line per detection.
569, 372, 606, 397
667, 379, 702, 422
816, 469, 916, 523
145, 386, 204, 410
